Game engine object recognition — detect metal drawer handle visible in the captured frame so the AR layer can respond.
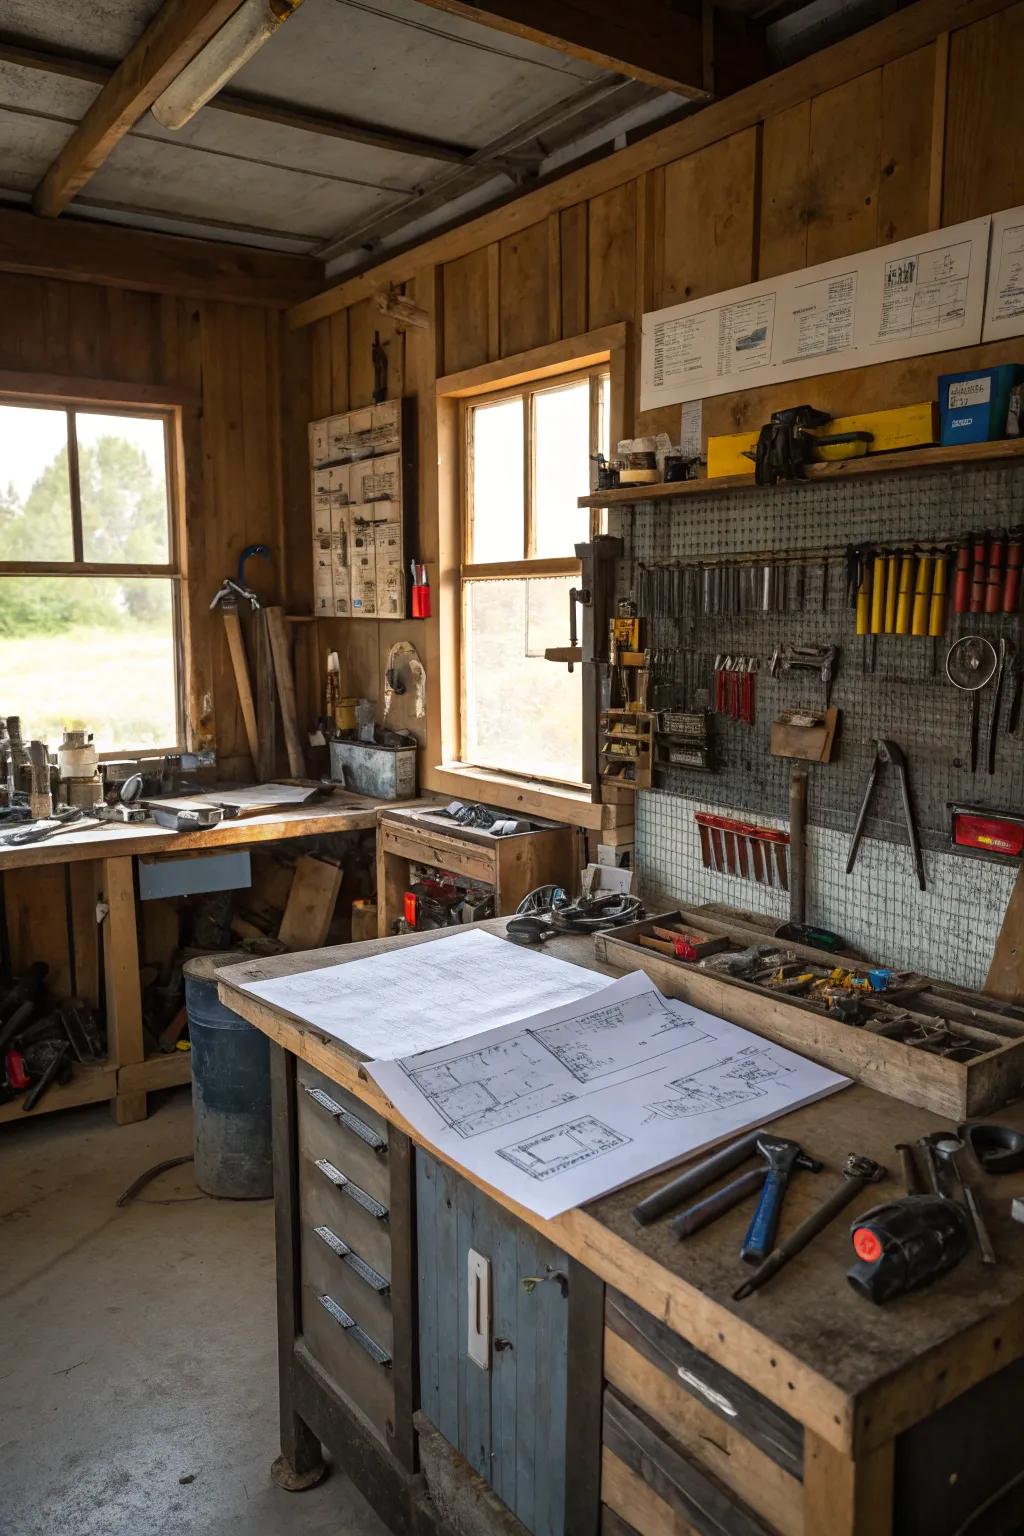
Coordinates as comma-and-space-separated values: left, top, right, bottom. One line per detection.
314, 1224, 390, 1294
314, 1158, 389, 1220
304, 1086, 387, 1154
676, 1365, 738, 1418
317, 1294, 393, 1368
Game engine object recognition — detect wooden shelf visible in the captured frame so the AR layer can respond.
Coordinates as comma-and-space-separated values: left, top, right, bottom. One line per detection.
0, 1061, 117, 1125
118, 1050, 192, 1095
578, 437, 1024, 507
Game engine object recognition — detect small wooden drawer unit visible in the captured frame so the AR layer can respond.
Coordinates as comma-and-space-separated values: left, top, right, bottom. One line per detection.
297, 1060, 396, 1445
602, 1289, 804, 1536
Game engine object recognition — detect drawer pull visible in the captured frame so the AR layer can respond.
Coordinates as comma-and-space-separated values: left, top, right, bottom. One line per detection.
304, 1086, 387, 1153
314, 1224, 391, 1294
315, 1157, 389, 1220
317, 1294, 393, 1368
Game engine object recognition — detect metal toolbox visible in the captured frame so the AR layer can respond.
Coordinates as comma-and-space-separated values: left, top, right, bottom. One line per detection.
329, 738, 416, 799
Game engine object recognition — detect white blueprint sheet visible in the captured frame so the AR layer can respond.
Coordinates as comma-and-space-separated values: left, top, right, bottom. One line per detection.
231, 928, 609, 1059
368, 970, 849, 1219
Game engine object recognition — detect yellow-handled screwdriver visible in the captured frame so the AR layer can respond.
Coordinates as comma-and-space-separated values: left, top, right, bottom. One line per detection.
929, 550, 948, 638
912, 552, 932, 637
895, 552, 915, 635
871, 554, 886, 635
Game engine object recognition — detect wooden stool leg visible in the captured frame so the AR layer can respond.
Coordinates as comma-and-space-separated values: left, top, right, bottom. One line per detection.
803, 1432, 893, 1536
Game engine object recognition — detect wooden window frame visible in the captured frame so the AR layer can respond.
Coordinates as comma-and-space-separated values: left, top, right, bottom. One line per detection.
0, 372, 195, 753
432, 322, 631, 821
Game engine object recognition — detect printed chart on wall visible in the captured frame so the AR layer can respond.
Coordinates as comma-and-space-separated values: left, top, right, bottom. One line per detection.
369, 968, 848, 1219
640, 216, 991, 410
983, 206, 1024, 342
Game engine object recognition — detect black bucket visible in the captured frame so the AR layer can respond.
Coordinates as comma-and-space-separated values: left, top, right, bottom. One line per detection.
185, 951, 272, 1199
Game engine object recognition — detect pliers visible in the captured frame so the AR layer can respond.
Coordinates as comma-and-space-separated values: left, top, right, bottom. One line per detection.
846, 739, 925, 891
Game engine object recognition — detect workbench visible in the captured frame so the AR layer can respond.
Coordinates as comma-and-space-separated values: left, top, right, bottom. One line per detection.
219, 919, 1024, 1536
0, 794, 411, 1127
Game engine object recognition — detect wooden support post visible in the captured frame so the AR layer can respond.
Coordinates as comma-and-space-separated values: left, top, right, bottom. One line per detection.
986, 863, 1024, 1001
102, 855, 146, 1125
265, 606, 307, 778
269, 1042, 326, 1491
803, 1432, 893, 1536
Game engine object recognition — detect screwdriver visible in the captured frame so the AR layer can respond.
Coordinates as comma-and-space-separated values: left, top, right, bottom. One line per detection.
911, 551, 932, 638
928, 550, 948, 638
986, 532, 1006, 615
953, 536, 972, 615
883, 552, 899, 634
870, 553, 885, 635
895, 552, 915, 635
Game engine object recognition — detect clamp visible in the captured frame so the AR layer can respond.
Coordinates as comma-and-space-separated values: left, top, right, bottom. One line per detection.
846, 739, 925, 891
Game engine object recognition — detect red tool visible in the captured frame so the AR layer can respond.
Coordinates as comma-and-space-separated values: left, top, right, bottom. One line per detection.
950, 804, 1024, 858
953, 537, 972, 615
970, 533, 988, 613
986, 532, 1006, 615
410, 561, 431, 619
1004, 529, 1022, 614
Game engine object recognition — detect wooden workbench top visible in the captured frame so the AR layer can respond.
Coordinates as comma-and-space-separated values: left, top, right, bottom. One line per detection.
0, 793, 427, 871
216, 918, 1024, 1460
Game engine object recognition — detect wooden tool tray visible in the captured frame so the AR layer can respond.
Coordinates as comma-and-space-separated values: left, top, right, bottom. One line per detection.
594, 909, 1024, 1119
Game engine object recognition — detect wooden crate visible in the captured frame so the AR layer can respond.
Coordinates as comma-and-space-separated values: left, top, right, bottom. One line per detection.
594, 910, 1024, 1119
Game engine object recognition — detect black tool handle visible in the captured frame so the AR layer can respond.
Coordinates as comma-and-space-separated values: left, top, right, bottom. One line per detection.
633, 1128, 762, 1224
671, 1167, 765, 1239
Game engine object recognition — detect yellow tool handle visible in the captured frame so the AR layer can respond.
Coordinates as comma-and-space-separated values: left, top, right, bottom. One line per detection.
895, 553, 914, 635
855, 559, 871, 636
911, 553, 932, 637
883, 553, 898, 633
929, 552, 948, 638
870, 554, 885, 634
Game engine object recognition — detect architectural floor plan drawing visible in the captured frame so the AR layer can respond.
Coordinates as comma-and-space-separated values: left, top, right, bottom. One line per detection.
405, 1035, 576, 1139
532, 991, 710, 1082
369, 965, 850, 1221
646, 1045, 797, 1120
497, 1117, 630, 1181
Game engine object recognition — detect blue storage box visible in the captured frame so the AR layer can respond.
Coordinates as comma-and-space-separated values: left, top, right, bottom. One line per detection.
938, 365, 1024, 446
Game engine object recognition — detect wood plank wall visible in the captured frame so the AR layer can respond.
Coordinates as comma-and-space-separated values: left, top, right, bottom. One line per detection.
0, 273, 291, 990
299, 2, 1024, 780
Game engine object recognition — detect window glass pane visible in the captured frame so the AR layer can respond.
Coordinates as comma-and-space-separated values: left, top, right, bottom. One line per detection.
0, 576, 178, 750
532, 379, 591, 558
0, 404, 73, 561
469, 397, 524, 563
463, 575, 582, 784
77, 413, 170, 564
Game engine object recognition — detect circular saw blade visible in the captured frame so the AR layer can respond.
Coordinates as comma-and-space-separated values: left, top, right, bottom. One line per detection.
945, 634, 998, 691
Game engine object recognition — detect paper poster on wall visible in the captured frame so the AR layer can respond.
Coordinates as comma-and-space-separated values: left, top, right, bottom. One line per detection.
640, 216, 990, 410
855, 219, 990, 362
983, 207, 1024, 342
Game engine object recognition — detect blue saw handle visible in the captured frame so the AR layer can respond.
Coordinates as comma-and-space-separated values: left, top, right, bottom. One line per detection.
741, 1166, 789, 1263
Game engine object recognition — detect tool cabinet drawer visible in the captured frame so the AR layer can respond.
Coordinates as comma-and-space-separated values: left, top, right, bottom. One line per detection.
603, 1290, 803, 1536
297, 1125, 392, 1282
298, 1061, 389, 1177
299, 1223, 396, 1447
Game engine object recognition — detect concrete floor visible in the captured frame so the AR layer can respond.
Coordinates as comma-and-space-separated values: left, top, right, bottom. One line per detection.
0, 1087, 391, 1536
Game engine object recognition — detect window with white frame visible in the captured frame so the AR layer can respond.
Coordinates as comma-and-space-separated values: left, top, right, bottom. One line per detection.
0, 400, 182, 751
460, 366, 610, 786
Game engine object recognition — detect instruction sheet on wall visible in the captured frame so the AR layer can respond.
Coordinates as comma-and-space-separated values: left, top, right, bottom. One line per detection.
368, 968, 849, 1219
983, 205, 1024, 341
641, 216, 991, 409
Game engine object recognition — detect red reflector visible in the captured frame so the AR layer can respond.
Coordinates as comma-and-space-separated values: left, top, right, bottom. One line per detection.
953, 813, 1024, 857
403, 891, 417, 928
853, 1227, 883, 1263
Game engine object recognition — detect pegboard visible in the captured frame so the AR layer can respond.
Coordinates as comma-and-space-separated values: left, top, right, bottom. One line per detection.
610, 464, 1024, 859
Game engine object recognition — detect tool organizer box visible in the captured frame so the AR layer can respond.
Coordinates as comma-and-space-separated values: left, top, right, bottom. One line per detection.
594, 908, 1024, 1118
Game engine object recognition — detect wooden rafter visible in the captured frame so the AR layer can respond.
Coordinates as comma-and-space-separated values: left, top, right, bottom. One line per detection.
409, 0, 710, 97
32, 0, 246, 218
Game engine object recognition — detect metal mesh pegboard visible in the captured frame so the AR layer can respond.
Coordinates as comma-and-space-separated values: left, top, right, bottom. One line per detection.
608, 464, 1024, 855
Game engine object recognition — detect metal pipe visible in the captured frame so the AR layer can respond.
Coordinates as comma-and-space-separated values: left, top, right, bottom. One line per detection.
789, 765, 808, 925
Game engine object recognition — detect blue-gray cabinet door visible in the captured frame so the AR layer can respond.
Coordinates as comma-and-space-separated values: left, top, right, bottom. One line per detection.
416, 1150, 572, 1536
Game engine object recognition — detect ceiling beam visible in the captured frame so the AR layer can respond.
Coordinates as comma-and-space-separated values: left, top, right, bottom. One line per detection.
32, 0, 246, 218
0, 205, 321, 306
407, 0, 710, 97
0, 39, 473, 166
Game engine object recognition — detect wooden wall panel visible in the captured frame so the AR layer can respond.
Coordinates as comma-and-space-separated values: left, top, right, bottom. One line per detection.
944, 1, 1024, 222
805, 74, 884, 265
560, 204, 589, 339
499, 219, 552, 357
759, 103, 812, 278
443, 249, 491, 375
659, 129, 759, 308
588, 184, 636, 330
876, 47, 936, 244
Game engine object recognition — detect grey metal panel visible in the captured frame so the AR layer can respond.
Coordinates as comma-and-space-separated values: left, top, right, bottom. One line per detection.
0, 0, 164, 56
137, 849, 250, 900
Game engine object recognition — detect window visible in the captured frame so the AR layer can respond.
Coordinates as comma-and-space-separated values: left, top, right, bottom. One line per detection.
0, 401, 181, 751
461, 367, 609, 786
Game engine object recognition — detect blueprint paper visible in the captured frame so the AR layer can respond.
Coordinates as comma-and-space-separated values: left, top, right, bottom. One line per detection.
231, 928, 609, 1060
368, 970, 849, 1219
